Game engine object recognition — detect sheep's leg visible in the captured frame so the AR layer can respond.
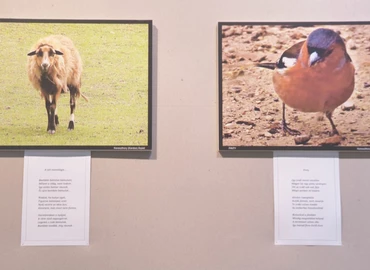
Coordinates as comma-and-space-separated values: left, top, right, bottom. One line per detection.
45, 95, 57, 134
45, 98, 52, 132
68, 86, 77, 130
55, 107, 59, 126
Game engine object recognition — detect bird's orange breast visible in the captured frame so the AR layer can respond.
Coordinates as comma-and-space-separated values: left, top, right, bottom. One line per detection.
272, 43, 355, 113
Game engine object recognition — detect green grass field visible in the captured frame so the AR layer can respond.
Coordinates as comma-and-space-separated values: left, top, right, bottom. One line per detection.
0, 21, 150, 148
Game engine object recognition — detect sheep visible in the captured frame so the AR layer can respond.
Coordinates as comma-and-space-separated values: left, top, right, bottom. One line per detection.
27, 35, 87, 134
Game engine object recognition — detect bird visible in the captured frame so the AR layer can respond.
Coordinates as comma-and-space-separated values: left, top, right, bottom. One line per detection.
257, 28, 355, 136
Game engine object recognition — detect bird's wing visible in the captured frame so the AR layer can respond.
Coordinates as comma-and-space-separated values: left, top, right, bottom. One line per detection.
276, 40, 305, 68
256, 40, 305, 70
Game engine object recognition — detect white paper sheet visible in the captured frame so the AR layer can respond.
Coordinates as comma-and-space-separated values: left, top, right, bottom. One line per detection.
273, 151, 341, 246
21, 150, 91, 246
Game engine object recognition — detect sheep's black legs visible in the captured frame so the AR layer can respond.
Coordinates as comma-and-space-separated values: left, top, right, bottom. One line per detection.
45, 96, 57, 134
68, 85, 77, 130
55, 111, 59, 126
45, 98, 52, 133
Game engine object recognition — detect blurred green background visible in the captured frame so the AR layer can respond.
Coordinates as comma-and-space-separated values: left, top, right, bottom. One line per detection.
0, 21, 150, 147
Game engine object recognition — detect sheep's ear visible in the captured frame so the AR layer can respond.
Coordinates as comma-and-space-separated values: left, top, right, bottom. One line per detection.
27, 50, 37, 56
55, 50, 63, 55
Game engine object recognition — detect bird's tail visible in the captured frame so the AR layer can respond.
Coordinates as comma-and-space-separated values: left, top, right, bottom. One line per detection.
255, 62, 276, 70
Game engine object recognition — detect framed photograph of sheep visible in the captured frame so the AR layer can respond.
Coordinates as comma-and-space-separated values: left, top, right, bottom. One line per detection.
0, 19, 152, 150
218, 21, 370, 151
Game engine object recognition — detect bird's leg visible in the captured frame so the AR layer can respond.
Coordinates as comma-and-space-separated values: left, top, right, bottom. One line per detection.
281, 103, 301, 135
325, 111, 339, 136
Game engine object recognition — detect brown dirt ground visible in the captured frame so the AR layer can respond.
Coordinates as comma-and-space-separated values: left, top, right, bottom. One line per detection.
221, 24, 370, 148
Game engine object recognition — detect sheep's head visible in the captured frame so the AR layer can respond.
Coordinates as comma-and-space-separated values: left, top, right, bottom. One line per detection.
27, 45, 63, 73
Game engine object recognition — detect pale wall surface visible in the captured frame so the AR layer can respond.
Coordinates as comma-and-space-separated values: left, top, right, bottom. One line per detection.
1, 0, 370, 269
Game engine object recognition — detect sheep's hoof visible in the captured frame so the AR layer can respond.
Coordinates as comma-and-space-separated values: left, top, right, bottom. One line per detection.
48, 129, 56, 134
68, 121, 74, 130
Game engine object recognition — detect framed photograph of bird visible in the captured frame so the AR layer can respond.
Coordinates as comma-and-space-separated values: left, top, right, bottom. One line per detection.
218, 22, 370, 151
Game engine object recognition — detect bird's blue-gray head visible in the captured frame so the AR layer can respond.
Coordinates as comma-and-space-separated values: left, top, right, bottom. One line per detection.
307, 28, 347, 66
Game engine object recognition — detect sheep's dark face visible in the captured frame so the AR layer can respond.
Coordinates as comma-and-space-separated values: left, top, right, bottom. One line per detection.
28, 45, 63, 73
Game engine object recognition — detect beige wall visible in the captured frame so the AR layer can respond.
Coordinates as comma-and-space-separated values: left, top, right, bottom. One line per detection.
1, 0, 370, 269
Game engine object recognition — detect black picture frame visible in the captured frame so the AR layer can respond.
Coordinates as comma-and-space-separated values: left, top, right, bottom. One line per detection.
218, 21, 370, 151
0, 19, 152, 150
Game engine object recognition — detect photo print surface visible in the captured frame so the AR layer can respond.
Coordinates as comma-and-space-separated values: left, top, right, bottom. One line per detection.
219, 22, 370, 151
0, 19, 152, 150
